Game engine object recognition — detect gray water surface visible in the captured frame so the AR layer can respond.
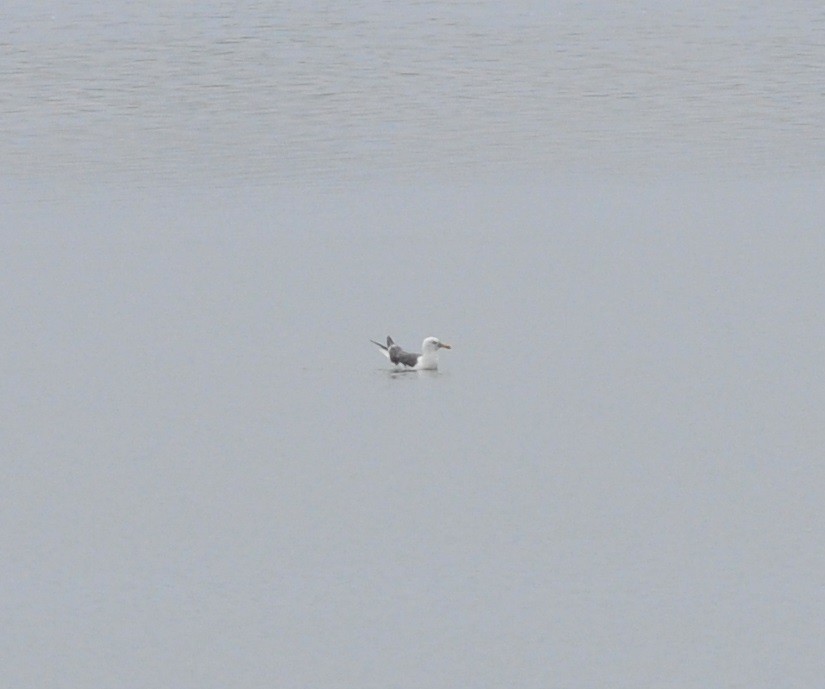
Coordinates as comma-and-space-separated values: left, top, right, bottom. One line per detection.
4, 1, 823, 186
2, 3, 824, 688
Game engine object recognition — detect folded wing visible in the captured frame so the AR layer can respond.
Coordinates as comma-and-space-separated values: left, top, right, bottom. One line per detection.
388, 344, 420, 367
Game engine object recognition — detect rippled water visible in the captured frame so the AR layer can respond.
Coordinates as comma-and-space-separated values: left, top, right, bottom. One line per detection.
3, 1, 823, 187
2, 3, 824, 689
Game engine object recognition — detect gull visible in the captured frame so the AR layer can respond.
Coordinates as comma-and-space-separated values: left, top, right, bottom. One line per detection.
370, 335, 451, 370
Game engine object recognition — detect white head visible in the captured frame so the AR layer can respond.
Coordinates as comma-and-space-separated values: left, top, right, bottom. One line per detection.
422, 336, 451, 353
417, 336, 452, 370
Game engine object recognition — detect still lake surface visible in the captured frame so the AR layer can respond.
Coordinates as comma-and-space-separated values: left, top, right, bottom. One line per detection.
2, 3, 823, 688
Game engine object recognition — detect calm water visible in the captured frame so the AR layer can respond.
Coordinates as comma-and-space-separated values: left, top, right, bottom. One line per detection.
2, 3, 824, 688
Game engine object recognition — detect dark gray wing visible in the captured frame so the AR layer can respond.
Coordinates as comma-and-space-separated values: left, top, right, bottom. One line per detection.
388, 344, 419, 367
370, 339, 388, 353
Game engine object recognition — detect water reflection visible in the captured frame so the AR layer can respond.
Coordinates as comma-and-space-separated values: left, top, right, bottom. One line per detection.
386, 368, 442, 380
